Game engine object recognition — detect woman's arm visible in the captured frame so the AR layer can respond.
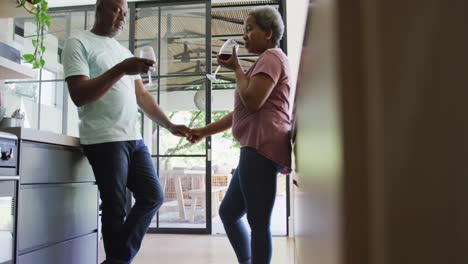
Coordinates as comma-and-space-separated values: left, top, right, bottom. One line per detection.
234, 69, 276, 112
188, 112, 233, 143
219, 47, 276, 112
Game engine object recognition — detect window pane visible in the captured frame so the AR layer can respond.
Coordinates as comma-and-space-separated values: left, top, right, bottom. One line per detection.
155, 110, 206, 156
159, 5, 207, 76
65, 91, 79, 137
39, 81, 64, 134
159, 76, 205, 92
2, 82, 39, 129
156, 156, 207, 228
152, 76, 206, 155
40, 12, 87, 80
135, 6, 160, 84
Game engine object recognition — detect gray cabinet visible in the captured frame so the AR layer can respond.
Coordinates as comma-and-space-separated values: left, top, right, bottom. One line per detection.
17, 233, 97, 264
0, 128, 98, 264
18, 184, 98, 253
19, 142, 94, 184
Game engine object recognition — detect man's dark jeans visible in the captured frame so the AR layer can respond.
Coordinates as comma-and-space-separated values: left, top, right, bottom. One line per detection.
83, 140, 163, 264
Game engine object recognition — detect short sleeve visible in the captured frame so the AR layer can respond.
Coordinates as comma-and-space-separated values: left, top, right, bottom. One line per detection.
62, 38, 90, 78
250, 51, 282, 84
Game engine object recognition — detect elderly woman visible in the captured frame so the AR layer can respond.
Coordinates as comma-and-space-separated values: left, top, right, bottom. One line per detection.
189, 6, 291, 264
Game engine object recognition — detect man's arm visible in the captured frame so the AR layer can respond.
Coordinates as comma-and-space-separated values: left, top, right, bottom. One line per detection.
66, 57, 154, 107
135, 79, 190, 137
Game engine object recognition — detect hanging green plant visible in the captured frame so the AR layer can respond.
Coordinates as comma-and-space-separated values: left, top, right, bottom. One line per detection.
17, 0, 50, 69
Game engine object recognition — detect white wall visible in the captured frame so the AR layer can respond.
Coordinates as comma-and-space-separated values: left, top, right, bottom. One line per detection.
286, 0, 310, 90
0, 19, 15, 44
285, 0, 309, 239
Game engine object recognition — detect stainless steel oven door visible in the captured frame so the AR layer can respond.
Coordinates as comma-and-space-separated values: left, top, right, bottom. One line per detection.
0, 179, 17, 264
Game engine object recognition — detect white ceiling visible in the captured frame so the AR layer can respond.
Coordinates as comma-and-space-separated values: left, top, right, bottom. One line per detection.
49, 0, 246, 8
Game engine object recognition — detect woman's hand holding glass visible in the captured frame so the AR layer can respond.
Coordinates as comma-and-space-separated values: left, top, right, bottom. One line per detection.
217, 46, 241, 71
206, 39, 239, 83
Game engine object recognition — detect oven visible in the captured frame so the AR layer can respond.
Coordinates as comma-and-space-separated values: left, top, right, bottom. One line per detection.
0, 132, 18, 264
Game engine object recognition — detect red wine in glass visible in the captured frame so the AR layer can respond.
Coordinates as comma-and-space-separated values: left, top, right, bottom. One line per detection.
207, 39, 239, 83
218, 54, 232, 60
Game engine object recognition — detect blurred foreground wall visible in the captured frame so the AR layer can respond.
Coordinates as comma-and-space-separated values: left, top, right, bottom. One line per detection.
294, 0, 468, 263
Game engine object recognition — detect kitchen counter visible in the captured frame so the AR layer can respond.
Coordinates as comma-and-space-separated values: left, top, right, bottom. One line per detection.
0, 127, 98, 264
0, 127, 80, 147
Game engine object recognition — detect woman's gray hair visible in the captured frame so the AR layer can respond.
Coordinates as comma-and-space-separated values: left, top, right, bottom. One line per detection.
248, 6, 285, 46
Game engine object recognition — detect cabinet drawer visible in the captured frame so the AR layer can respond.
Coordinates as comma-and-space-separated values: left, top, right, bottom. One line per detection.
18, 233, 97, 264
19, 142, 94, 184
18, 184, 98, 252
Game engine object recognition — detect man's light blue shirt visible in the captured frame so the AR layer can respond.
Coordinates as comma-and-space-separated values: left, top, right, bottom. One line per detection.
62, 31, 142, 145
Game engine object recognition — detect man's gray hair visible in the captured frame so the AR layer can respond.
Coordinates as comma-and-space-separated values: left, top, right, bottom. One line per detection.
248, 6, 285, 46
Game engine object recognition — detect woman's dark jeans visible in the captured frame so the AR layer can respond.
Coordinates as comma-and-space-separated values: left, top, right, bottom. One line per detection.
219, 147, 281, 264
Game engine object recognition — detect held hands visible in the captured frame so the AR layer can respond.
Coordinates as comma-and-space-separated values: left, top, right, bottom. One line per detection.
118, 57, 155, 75
167, 124, 207, 145
186, 128, 208, 144
168, 123, 191, 138
217, 47, 240, 71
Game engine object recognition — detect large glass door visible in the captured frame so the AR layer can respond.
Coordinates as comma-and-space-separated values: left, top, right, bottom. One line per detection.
133, 1, 211, 233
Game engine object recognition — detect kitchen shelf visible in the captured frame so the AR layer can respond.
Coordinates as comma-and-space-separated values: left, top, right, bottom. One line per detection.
0, 56, 35, 80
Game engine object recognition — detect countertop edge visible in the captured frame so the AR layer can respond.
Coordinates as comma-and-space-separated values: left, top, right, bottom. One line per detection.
0, 127, 81, 147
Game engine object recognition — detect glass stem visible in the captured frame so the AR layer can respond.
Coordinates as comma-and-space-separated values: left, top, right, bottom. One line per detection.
213, 65, 221, 76
148, 71, 152, 84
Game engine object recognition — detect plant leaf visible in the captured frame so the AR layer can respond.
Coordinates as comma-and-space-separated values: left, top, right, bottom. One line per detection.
19, 0, 49, 69
33, 61, 40, 69
22, 54, 34, 62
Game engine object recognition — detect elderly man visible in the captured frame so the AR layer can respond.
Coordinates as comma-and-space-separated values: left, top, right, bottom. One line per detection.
62, 0, 190, 263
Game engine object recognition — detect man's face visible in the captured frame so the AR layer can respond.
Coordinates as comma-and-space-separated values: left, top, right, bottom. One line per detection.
96, 0, 128, 37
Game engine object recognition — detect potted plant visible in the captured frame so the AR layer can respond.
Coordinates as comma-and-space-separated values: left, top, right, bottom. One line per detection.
16, 0, 50, 69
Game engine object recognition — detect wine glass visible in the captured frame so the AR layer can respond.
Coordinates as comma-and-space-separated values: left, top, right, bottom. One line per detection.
206, 39, 239, 83
138, 46, 157, 88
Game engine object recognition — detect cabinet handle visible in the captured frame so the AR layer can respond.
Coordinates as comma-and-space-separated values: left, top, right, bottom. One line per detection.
0, 176, 20, 181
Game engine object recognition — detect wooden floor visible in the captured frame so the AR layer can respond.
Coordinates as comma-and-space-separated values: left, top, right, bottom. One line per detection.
98, 234, 295, 264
